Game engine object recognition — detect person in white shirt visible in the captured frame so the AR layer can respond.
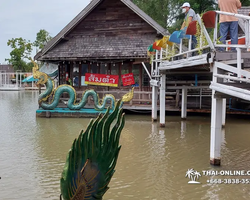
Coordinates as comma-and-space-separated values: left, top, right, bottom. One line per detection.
181, 2, 198, 50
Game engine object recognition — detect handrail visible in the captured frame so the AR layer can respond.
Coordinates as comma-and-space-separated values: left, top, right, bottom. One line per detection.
197, 14, 215, 50
150, 9, 250, 81
215, 10, 250, 20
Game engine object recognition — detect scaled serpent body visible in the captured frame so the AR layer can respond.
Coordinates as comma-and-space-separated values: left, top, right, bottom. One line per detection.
32, 60, 134, 110
39, 78, 116, 110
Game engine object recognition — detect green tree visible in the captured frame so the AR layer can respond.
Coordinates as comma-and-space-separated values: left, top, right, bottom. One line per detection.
33, 29, 52, 51
5, 38, 33, 71
242, 0, 250, 6
133, 0, 179, 29
180, 0, 217, 14
133, 0, 217, 33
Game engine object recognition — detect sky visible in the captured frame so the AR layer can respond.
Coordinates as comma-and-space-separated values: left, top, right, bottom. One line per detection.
0, 0, 90, 64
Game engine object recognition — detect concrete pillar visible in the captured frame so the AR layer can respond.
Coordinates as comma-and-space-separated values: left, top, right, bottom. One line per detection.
159, 74, 166, 127
152, 85, 158, 122
181, 88, 187, 119
210, 92, 223, 166
222, 98, 226, 127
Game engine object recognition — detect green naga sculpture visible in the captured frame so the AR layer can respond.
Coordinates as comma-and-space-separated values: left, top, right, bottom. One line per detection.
31, 60, 134, 111
60, 100, 125, 200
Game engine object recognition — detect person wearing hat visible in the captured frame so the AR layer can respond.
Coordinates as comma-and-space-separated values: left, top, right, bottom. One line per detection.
180, 2, 198, 50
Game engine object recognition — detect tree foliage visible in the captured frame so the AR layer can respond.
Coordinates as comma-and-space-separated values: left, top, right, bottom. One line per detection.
6, 30, 52, 72
33, 29, 52, 50
242, 0, 250, 6
5, 38, 33, 71
133, 0, 181, 29
133, 0, 234, 33
133, 0, 250, 33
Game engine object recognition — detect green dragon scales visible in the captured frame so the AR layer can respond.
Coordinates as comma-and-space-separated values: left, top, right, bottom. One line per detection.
31, 59, 134, 111
60, 100, 125, 200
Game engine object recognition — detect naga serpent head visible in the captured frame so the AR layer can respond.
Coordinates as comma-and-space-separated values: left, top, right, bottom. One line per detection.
30, 58, 48, 85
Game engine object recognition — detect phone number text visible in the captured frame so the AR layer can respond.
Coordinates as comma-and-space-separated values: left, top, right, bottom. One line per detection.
207, 179, 250, 184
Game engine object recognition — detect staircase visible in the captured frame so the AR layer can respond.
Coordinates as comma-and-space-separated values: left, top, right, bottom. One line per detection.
148, 10, 250, 166
149, 10, 250, 110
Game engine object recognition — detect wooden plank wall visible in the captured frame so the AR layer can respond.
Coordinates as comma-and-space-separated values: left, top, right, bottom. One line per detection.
69, 0, 156, 37
44, 0, 158, 59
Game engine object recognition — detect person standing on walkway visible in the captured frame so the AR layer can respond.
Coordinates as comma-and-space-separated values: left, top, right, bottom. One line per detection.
218, 0, 242, 51
181, 2, 198, 50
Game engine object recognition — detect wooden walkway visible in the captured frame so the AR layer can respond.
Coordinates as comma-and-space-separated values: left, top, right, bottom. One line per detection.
149, 10, 250, 166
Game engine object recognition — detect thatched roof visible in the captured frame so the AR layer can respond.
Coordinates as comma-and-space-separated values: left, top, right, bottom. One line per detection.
35, 0, 167, 61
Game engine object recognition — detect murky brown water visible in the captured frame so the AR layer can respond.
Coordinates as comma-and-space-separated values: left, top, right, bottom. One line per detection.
1, 91, 250, 200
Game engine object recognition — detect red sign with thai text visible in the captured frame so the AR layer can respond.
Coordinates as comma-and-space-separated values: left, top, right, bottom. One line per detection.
85, 73, 119, 87
121, 73, 135, 86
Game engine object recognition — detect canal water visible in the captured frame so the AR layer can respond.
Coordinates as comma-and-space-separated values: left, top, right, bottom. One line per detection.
0, 91, 250, 200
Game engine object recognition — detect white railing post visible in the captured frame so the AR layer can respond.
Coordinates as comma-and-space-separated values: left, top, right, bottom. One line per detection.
236, 47, 242, 78
197, 14, 215, 50
222, 98, 227, 127
152, 85, 158, 122
171, 45, 174, 61
159, 49, 163, 75
151, 57, 154, 77
187, 37, 192, 58
245, 19, 250, 48
155, 50, 158, 63
159, 74, 166, 127
179, 39, 182, 54
213, 14, 218, 45
210, 62, 222, 166
181, 88, 187, 119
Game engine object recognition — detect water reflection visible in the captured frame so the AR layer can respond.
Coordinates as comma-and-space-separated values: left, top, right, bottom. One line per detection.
1, 91, 250, 199
180, 120, 186, 139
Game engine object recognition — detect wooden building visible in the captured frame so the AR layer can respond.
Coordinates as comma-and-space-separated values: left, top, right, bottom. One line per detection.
0, 64, 14, 73
35, 0, 167, 103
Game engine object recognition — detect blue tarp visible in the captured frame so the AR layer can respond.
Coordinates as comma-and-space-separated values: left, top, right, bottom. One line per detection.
22, 63, 58, 83
22, 75, 38, 82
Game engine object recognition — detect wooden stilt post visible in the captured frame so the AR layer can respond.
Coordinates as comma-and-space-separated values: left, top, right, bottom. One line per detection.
222, 98, 226, 127
159, 74, 166, 127
152, 85, 158, 122
210, 91, 223, 166
181, 88, 187, 119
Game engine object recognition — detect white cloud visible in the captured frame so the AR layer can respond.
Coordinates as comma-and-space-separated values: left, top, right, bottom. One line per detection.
0, 0, 89, 64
